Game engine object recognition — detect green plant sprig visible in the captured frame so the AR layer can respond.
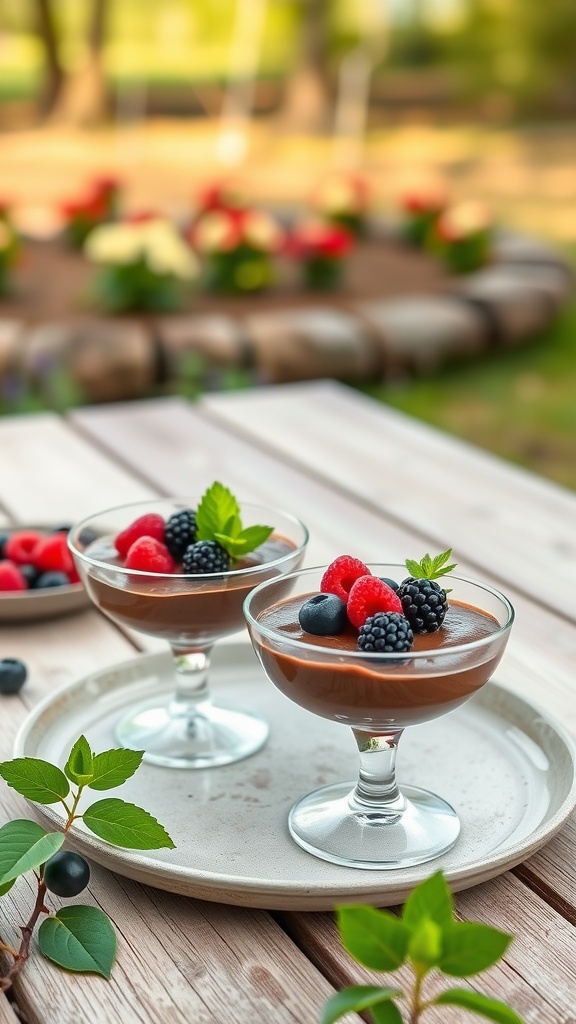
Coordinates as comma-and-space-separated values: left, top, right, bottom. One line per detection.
405, 549, 457, 583
0, 736, 174, 989
196, 481, 273, 559
321, 872, 525, 1024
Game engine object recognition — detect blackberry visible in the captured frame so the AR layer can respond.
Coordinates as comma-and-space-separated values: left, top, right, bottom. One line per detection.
397, 577, 448, 634
358, 612, 413, 653
182, 540, 230, 574
165, 508, 197, 560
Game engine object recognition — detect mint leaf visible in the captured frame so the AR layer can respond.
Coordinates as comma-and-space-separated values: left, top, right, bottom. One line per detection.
402, 870, 454, 931
0, 878, 15, 898
405, 549, 457, 582
222, 513, 242, 538
320, 986, 402, 1024
88, 749, 144, 791
336, 905, 410, 971
0, 820, 64, 886
38, 905, 117, 978
0, 758, 70, 804
434, 989, 526, 1023
195, 482, 239, 540
82, 798, 175, 849
65, 736, 94, 786
214, 524, 273, 559
438, 922, 513, 976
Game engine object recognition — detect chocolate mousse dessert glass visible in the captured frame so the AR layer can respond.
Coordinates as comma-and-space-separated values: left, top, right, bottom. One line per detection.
244, 563, 514, 869
69, 499, 308, 769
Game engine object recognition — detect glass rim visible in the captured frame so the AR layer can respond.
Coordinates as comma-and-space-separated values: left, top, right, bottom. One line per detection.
68, 498, 309, 580
243, 562, 515, 661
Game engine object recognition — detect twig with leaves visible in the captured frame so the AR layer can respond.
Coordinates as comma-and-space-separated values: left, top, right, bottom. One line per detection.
0, 735, 174, 988
322, 872, 526, 1024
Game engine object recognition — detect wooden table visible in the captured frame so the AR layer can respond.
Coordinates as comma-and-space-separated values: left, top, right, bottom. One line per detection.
0, 380, 575, 1023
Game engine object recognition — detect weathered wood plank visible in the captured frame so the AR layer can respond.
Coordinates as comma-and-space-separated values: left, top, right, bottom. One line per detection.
202, 379, 576, 625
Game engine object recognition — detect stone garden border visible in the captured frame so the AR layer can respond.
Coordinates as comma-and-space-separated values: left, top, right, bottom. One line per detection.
0, 224, 572, 405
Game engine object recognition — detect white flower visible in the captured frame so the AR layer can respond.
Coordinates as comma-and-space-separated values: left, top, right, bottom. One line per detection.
242, 211, 284, 252
85, 218, 198, 280
85, 223, 144, 265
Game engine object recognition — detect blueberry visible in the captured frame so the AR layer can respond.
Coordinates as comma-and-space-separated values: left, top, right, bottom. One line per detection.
0, 658, 28, 694
50, 525, 73, 535
20, 564, 40, 589
35, 571, 70, 589
43, 851, 90, 898
0, 533, 8, 559
380, 577, 399, 591
298, 593, 347, 636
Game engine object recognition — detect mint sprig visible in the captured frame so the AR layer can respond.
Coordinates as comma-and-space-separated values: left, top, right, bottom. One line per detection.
405, 549, 457, 582
195, 481, 273, 559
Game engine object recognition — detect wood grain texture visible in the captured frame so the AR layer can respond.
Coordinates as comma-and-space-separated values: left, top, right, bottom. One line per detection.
202, 379, 576, 623
0, 998, 20, 1024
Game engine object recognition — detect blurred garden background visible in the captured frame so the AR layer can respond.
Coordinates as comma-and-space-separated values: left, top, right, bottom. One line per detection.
1, 0, 576, 488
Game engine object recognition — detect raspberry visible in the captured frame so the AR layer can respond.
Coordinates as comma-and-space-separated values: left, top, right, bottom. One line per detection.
32, 534, 75, 576
125, 537, 175, 573
164, 509, 197, 560
320, 555, 371, 603
0, 561, 27, 592
397, 578, 448, 634
347, 575, 403, 628
114, 514, 166, 559
358, 612, 414, 653
182, 541, 230, 574
5, 530, 44, 565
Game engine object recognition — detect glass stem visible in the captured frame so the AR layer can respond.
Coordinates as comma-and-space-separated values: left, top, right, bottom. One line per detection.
349, 729, 406, 821
169, 647, 214, 722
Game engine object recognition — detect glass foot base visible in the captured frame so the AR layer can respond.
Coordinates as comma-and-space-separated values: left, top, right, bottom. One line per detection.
288, 781, 460, 869
116, 699, 269, 769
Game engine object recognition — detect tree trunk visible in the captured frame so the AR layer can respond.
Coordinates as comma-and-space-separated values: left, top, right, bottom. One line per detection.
280, 0, 333, 133
34, 0, 65, 116
48, 0, 111, 126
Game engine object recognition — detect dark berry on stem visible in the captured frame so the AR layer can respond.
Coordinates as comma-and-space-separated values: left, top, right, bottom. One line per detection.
298, 593, 347, 636
358, 612, 414, 653
182, 540, 230, 574
0, 659, 28, 694
165, 508, 197, 560
43, 851, 90, 897
397, 577, 448, 633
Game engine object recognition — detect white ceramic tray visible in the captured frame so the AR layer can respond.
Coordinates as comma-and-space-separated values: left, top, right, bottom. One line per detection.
13, 644, 576, 910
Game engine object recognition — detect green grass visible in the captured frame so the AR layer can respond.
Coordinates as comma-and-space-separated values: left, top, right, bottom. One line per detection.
359, 296, 576, 492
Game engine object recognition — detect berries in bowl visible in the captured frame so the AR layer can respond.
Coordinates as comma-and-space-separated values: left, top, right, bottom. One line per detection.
0, 525, 89, 623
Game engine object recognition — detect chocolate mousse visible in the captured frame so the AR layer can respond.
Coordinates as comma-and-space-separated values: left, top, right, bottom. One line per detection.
255, 595, 504, 728
85, 534, 297, 647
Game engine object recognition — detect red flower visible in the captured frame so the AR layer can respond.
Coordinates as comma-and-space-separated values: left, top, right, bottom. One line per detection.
401, 184, 448, 216
288, 222, 352, 260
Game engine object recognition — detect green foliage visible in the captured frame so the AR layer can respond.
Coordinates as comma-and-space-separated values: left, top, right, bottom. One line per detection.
195, 481, 273, 559
405, 550, 456, 583
38, 905, 117, 977
323, 870, 523, 1024
0, 736, 174, 989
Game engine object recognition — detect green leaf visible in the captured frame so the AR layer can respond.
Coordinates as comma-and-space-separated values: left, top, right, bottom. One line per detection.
370, 1002, 404, 1024
336, 905, 410, 971
195, 481, 240, 541
0, 820, 64, 886
434, 988, 526, 1023
0, 878, 15, 898
87, 749, 144, 791
38, 905, 117, 978
65, 736, 94, 786
402, 871, 454, 931
404, 549, 457, 581
0, 758, 70, 804
408, 918, 443, 969
215, 523, 273, 558
439, 923, 513, 976
222, 513, 242, 538
82, 798, 175, 850
320, 986, 402, 1024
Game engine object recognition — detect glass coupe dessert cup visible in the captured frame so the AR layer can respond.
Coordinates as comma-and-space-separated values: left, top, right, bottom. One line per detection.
244, 563, 514, 870
69, 499, 308, 770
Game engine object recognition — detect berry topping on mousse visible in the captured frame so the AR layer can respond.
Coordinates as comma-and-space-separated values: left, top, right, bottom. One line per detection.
297, 550, 457, 651
110, 482, 273, 575
320, 555, 370, 603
